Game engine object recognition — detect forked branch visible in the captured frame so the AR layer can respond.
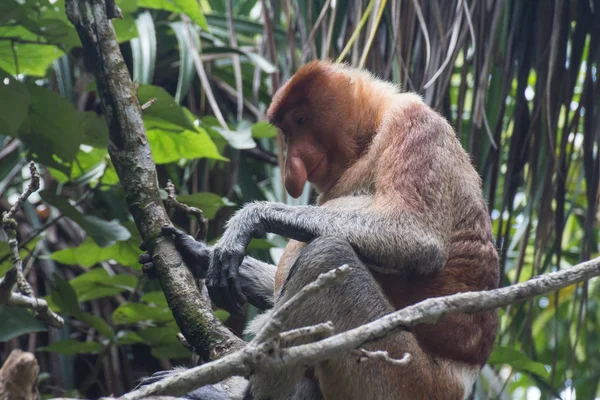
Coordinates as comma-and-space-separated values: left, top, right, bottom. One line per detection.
119, 256, 600, 399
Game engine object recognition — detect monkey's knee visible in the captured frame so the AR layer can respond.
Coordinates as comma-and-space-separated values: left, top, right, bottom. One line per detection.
283, 236, 363, 291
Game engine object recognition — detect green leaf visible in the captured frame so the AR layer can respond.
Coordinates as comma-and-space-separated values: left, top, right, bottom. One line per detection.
251, 121, 277, 139
112, 302, 173, 325
50, 277, 80, 316
116, 0, 139, 14
115, 330, 145, 345
138, 0, 208, 31
0, 26, 65, 76
141, 291, 168, 307
139, 84, 197, 131
40, 190, 131, 247
0, 306, 47, 341
67, 268, 137, 302
0, 69, 30, 136
175, 192, 234, 219
147, 128, 226, 164
18, 84, 82, 173
79, 112, 109, 148
487, 346, 550, 378
113, 16, 139, 43
136, 324, 189, 359
50, 237, 142, 269
39, 339, 103, 355
79, 312, 115, 339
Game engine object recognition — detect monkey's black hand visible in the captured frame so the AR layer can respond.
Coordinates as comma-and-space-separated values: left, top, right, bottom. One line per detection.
139, 226, 211, 280
206, 205, 266, 315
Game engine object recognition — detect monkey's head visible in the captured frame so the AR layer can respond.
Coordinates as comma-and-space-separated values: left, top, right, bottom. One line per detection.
267, 61, 377, 198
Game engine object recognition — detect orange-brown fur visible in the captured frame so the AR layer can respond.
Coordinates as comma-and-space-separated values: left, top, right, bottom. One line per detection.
267, 60, 499, 398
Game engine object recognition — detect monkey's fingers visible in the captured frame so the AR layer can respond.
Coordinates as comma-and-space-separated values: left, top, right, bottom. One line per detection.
161, 225, 188, 239
218, 256, 242, 315
142, 262, 157, 279
207, 252, 245, 315
138, 253, 152, 264
227, 265, 247, 312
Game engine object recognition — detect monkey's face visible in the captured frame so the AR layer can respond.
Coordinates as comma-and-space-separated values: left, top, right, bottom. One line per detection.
277, 106, 328, 198
267, 61, 356, 198
276, 103, 353, 199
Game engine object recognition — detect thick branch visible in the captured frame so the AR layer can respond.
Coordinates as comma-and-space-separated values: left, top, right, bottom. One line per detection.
120, 257, 600, 399
65, 0, 243, 358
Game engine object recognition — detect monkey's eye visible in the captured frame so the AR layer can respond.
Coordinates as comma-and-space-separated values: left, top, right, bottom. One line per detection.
296, 116, 306, 126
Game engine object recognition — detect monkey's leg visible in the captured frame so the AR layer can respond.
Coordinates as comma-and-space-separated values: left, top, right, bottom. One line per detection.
248, 236, 469, 400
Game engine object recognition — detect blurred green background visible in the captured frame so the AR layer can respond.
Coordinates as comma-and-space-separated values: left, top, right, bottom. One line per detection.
0, 0, 598, 399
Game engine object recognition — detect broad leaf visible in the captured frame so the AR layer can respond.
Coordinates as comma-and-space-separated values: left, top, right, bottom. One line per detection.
49, 276, 80, 316
0, 69, 30, 136
18, 84, 81, 174
50, 237, 141, 269
141, 291, 168, 307
113, 16, 139, 43
115, 331, 145, 345
79, 112, 109, 148
488, 346, 550, 378
67, 268, 137, 302
136, 324, 189, 359
139, 85, 197, 132
79, 312, 115, 339
251, 121, 277, 139
0, 26, 65, 75
0, 306, 47, 341
137, 0, 208, 31
112, 302, 173, 325
147, 128, 226, 164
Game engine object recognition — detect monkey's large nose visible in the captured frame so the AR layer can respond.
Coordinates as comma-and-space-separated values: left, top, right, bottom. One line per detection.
284, 156, 307, 198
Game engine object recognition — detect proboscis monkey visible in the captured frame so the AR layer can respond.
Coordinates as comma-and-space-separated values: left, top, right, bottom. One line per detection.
140, 60, 499, 400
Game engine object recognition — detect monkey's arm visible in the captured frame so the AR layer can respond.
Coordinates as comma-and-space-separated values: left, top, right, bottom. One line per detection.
209, 202, 449, 313
222, 202, 448, 274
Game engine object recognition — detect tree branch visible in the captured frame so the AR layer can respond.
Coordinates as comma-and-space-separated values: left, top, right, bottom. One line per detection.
65, 0, 244, 359
119, 257, 600, 399
0, 162, 64, 328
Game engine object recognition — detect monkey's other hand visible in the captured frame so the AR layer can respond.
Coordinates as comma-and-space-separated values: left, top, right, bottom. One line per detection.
139, 226, 211, 280
206, 205, 266, 314
162, 225, 212, 279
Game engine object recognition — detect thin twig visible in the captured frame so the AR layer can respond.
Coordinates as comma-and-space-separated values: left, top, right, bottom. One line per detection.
6, 292, 64, 328
279, 322, 335, 343
354, 349, 411, 365
164, 180, 208, 241
141, 97, 156, 110
0, 162, 64, 328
